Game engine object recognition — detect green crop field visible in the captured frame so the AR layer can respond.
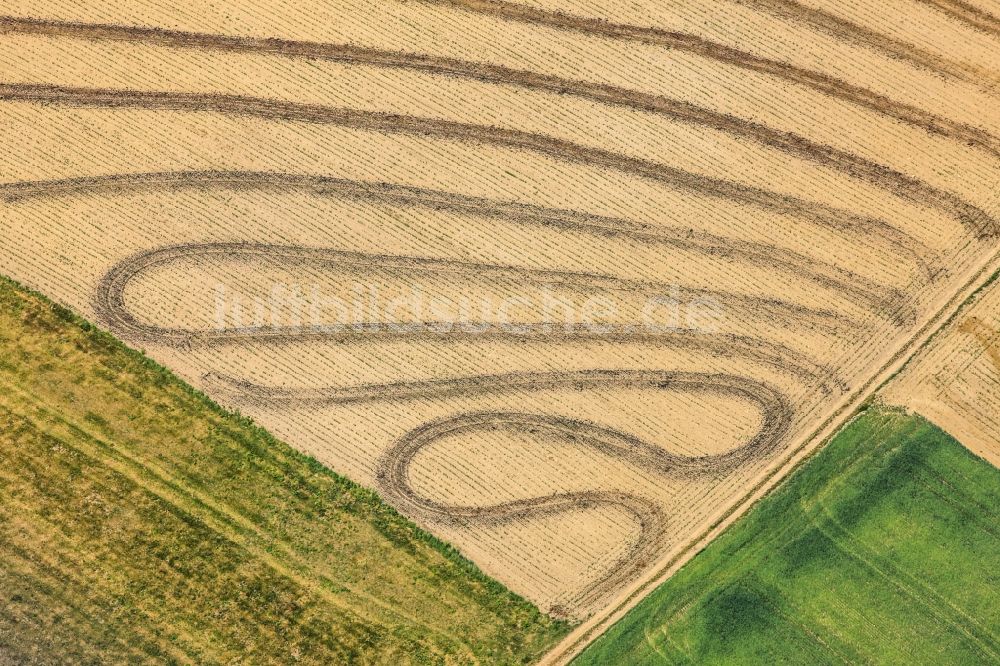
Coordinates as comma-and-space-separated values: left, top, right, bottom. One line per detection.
575, 407, 1000, 665
0, 275, 568, 664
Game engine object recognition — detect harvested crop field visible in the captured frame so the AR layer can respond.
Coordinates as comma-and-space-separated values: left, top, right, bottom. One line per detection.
0, 275, 567, 664
883, 271, 1000, 468
573, 407, 1000, 664
1, 0, 999, 622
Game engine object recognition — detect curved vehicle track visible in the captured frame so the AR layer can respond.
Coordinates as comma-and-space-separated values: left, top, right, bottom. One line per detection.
437, 0, 1000, 92
1, 82, 993, 245
93, 241, 848, 335
1, 171, 922, 317
203, 367, 794, 612
373, 370, 791, 611
5, 9, 998, 159
89, 242, 802, 611
0, 15, 992, 237
92, 242, 843, 387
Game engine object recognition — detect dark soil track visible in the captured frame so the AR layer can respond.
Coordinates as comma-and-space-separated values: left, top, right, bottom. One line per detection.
93, 241, 847, 336
2, 171, 919, 319
372, 370, 791, 611
0, 15, 993, 240
437, 0, 1000, 93
2, 82, 990, 248
915, 0, 1000, 36
203, 367, 796, 613
5, 10, 998, 162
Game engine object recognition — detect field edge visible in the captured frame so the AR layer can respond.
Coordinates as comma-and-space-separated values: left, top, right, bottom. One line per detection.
0, 270, 573, 663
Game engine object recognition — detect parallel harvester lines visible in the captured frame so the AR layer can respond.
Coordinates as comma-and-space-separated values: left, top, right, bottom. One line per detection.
1, 83, 994, 245
419, 0, 1000, 155
373, 370, 791, 610
0, 17, 992, 240
91, 242, 840, 386
0, 171, 922, 319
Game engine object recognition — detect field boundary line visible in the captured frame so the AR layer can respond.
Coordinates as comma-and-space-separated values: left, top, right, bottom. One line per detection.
540, 245, 1000, 664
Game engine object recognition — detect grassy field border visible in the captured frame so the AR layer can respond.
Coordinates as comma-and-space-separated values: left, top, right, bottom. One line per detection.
0, 272, 533, 594
0, 271, 572, 662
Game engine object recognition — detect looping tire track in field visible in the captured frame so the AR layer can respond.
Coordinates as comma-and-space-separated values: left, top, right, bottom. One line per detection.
370, 370, 791, 611
201, 368, 805, 409
86, 239, 805, 611
201, 370, 782, 613
1, 82, 994, 247
0, 171, 924, 318
202, 369, 792, 476
0, 17, 993, 243
91, 242, 845, 389
89, 243, 801, 611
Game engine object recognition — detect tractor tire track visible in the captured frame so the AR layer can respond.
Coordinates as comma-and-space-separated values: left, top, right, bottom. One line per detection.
85, 241, 800, 612
0, 17, 993, 240
91, 242, 844, 388
203, 368, 807, 408
372, 370, 792, 610
2, 83, 990, 245
741, 0, 1000, 85
424, 0, 1000, 153
915, 0, 1000, 37
0, 170, 924, 316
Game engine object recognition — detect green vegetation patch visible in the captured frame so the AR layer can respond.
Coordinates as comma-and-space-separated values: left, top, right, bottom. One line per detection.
575, 407, 1000, 665
0, 275, 568, 664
